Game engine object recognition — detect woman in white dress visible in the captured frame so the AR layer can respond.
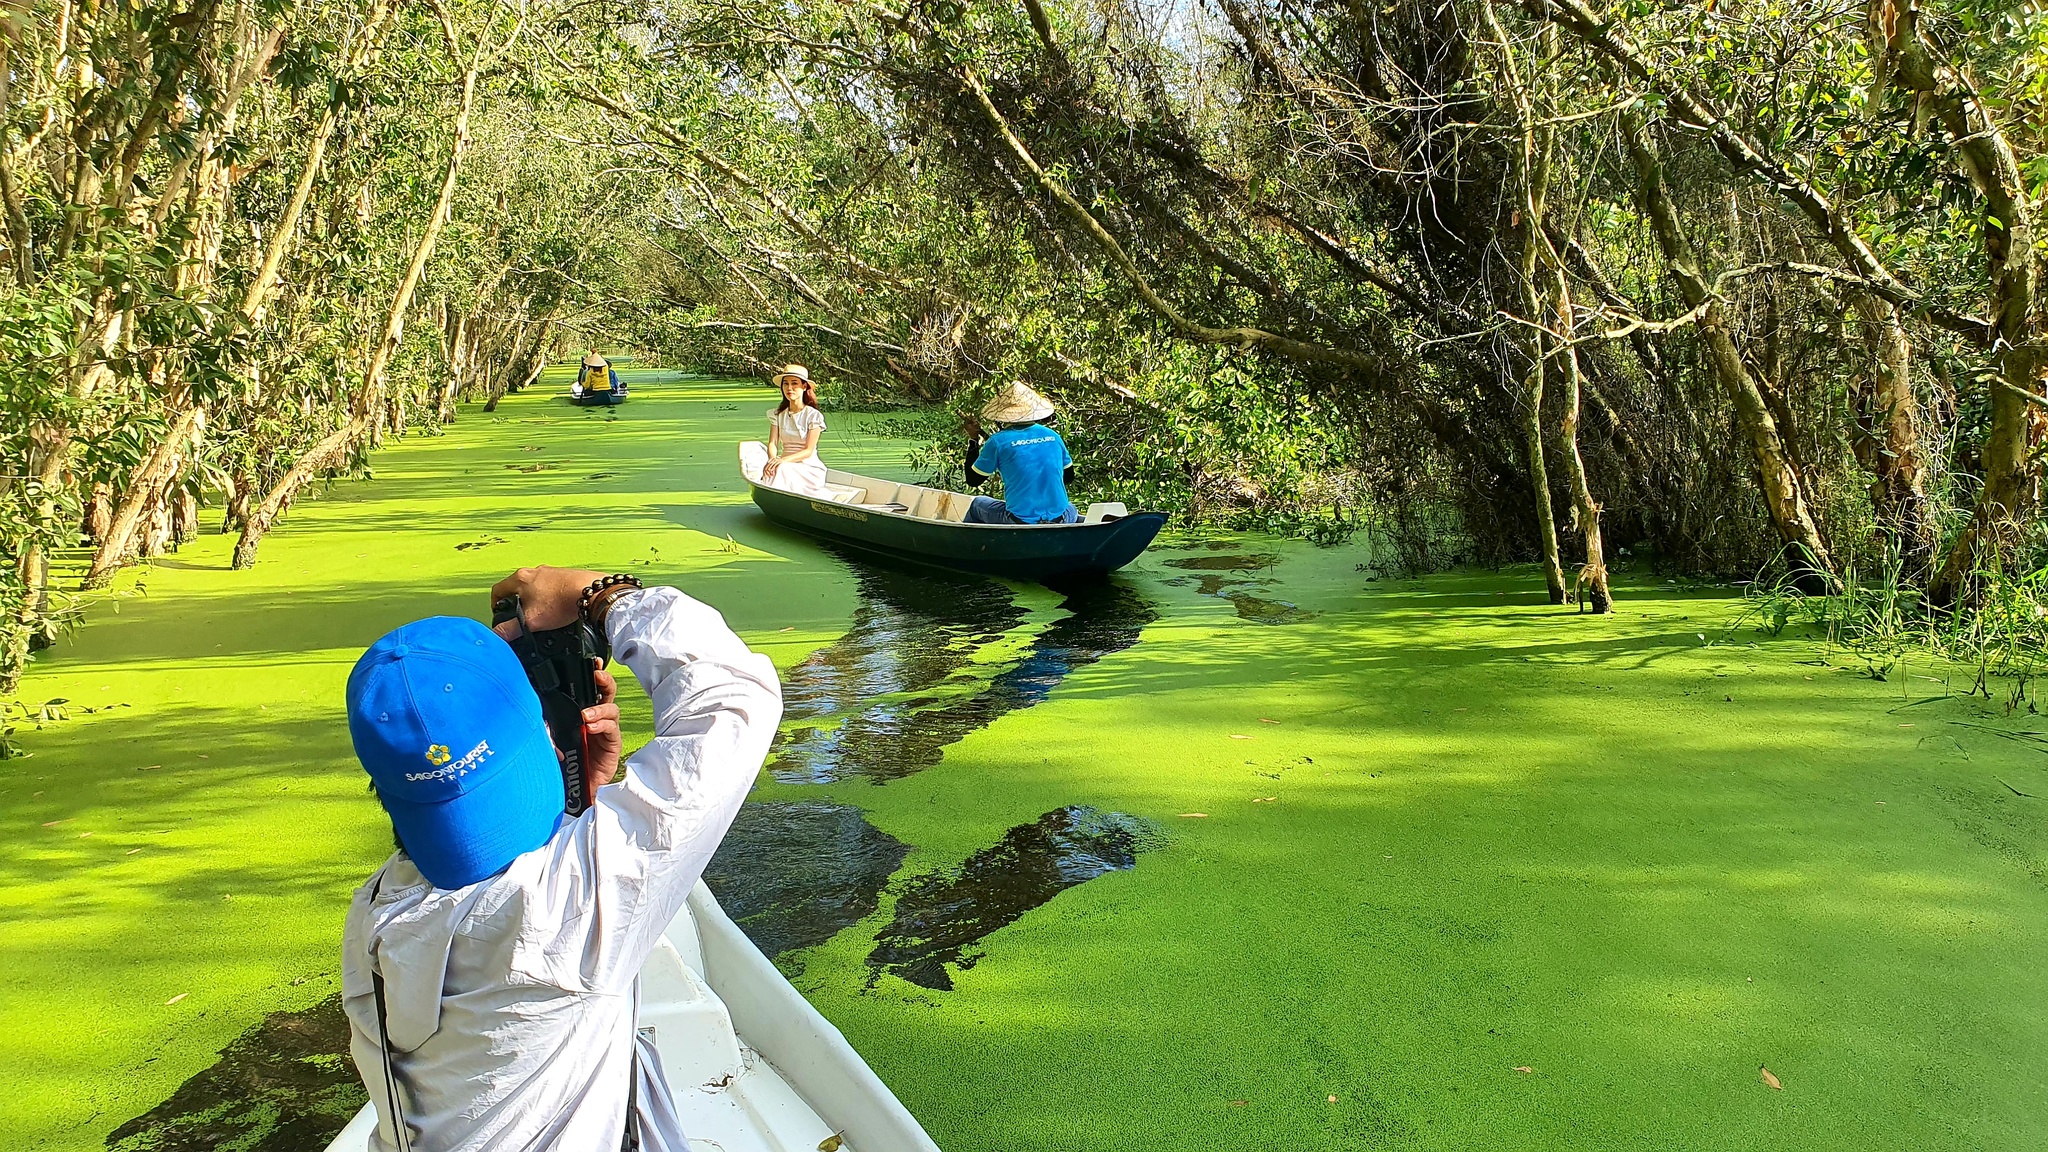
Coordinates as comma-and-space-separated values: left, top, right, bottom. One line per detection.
762, 364, 830, 496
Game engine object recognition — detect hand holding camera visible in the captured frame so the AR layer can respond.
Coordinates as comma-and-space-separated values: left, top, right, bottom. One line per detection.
491, 566, 636, 810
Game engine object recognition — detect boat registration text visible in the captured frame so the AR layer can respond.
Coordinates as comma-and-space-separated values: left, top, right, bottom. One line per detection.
809, 500, 869, 522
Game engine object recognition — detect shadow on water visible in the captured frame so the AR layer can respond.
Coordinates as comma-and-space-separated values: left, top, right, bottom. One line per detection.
867, 806, 1166, 991
703, 800, 911, 968
1163, 553, 1316, 625
106, 993, 364, 1152
770, 560, 1157, 784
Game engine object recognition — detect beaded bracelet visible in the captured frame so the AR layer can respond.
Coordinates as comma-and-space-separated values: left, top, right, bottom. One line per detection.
578, 573, 644, 627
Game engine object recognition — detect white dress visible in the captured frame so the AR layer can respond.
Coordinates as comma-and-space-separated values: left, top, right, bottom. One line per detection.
764, 406, 829, 496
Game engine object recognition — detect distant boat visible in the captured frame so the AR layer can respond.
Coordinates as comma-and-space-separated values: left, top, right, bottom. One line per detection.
741, 443, 1166, 583
571, 363, 628, 406
323, 883, 940, 1152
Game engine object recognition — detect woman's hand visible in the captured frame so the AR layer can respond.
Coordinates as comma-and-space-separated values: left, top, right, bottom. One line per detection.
763, 457, 781, 480
489, 565, 609, 636
960, 413, 984, 440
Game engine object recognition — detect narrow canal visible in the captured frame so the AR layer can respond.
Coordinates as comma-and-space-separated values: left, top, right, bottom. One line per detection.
6, 372, 2045, 1152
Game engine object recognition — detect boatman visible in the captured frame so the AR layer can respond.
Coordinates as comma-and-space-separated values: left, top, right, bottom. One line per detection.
962, 381, 1078, 525
579, 349, 616, 391
340, 565, 780, 1151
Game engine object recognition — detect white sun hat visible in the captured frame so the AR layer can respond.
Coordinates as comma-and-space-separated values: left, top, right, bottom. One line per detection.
774, 364, 811, 386
981, 380, 1055, 424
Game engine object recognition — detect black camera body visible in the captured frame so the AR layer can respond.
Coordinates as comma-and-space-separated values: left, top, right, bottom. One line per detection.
492, 595, 609, 816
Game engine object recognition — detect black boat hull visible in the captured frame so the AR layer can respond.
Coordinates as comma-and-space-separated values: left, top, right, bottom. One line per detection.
747, 481, 1166, 583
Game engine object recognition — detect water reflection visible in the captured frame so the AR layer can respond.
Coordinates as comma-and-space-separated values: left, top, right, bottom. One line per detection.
778, 564, 1024, 724
771, 568, 1156, 784
703, 800, 911, 965
1163, 553, 1316, 625
106, 994, 363, 1152
1164, 553, 1277, 572
867, 806, 1165, 991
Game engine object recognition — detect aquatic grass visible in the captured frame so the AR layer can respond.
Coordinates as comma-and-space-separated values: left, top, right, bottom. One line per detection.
1732, 538, 2048, 706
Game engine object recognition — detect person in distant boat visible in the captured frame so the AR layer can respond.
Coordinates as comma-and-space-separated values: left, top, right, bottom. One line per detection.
761, 363, 830, 496
578, 350, 616, 392
340, 565, 780, 1151
962, 381, 1077, 524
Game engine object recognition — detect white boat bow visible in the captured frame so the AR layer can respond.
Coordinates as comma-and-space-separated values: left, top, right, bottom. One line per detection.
323, 882, 939, 1152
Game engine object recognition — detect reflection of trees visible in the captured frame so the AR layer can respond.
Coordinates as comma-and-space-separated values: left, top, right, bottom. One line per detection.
866, 806, 1159, 991
772, 571, 1155, 784
703, 801, 911, 963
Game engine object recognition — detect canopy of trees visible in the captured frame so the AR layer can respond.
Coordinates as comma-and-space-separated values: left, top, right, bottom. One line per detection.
4, 0, 2044, 688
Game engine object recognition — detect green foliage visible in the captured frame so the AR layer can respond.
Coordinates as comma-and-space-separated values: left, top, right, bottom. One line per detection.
1737, 541, 2048, 694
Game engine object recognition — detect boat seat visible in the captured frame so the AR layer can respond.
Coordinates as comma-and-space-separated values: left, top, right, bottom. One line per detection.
909, 487, 948, 520
637, 936, 743, 1088
820, 482, 864, 504
929, 490, 973, 522
1083, 502, 1128, 524
861, 481, 906, 506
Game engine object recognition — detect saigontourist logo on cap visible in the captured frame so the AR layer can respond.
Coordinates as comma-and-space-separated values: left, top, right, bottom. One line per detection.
345, 616, 568, 890
406, 739, 494, 783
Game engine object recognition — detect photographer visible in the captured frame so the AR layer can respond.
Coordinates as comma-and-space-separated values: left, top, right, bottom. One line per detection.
340, 566, 781, 1151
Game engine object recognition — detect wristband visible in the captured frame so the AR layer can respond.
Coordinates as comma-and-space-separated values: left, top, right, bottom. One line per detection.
578, 574, 643, 628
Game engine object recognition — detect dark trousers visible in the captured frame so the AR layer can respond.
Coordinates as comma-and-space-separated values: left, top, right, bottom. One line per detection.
965, 496, 1078, 525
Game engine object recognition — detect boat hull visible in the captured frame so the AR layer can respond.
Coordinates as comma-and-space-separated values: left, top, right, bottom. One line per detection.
322, 883, 938, 1152
747, 480, 1166, 582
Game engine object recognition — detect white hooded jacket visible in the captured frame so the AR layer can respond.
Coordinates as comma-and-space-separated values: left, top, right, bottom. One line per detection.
341, 587, 782, 1151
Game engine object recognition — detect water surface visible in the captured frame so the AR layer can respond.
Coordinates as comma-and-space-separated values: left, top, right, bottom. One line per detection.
770, 565, 1155, 784
867, 806, 1165, 991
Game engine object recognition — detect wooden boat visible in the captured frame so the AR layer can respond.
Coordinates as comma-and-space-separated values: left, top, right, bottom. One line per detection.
322, 883, 940, 1152
740, 442, 1167, 582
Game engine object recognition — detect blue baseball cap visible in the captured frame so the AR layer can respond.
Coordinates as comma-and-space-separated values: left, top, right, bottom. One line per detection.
345, 616, 565, 889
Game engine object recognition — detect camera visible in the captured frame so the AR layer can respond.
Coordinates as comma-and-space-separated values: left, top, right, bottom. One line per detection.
492, 595, 608, 816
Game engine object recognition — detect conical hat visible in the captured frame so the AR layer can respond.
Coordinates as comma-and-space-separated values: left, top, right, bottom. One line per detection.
981, 381, 1055, 424
774, 364, 810, 385
582, 351, 607, 367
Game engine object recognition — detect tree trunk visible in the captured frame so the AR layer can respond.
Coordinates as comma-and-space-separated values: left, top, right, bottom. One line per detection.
1621, 109, 1837, 590
140, 494, 173, 559
1877, 0, 2045, 605
85, 406, 204, 586
1517, 326, 1567, 602
487, 309, 558, 411
1550, 266, 1611, 612
1847, 292, 1936, 578
235, 54, 481, 570
5, 301, 124, 686
223, 474, 252, 536
1487, 0, 1566, 601
173, 488, 199, 546
83, 483, 113, 545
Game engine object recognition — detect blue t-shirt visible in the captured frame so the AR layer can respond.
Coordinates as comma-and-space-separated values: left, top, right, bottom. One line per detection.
973, 424, 1073, 523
